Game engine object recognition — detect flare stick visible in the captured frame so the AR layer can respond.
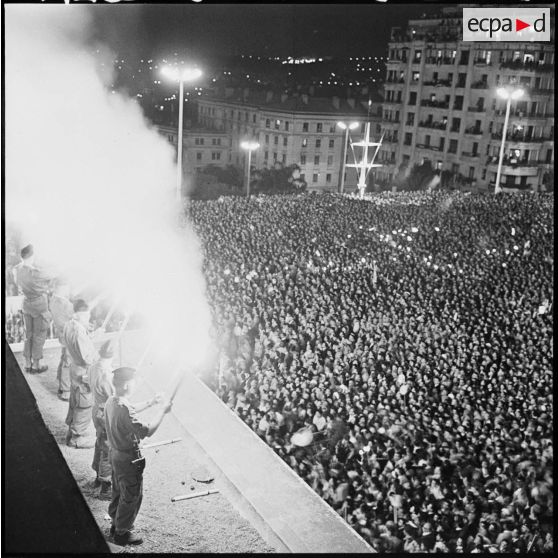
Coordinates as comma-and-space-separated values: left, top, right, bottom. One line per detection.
141, 438, 182, 450
171, 489, 219, 503
135, 338, 155, 371
101, 300, 119, 330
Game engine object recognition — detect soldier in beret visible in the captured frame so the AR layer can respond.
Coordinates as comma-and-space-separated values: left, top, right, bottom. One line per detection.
89, 339, 116, 499
104, 367, 171, 546
14, 244, 52, 373
63, 299, 98, 448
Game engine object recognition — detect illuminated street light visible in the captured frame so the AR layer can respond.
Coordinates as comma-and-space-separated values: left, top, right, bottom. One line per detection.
240, 140, 260, 198
337, 121, 359, 194
494, 86, 524, 194
161, 66, 202, 202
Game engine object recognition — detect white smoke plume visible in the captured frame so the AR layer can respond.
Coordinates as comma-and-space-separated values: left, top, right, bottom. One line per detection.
5, 5, 212, 370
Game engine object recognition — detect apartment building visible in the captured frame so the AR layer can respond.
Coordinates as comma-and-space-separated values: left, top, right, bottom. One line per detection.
378, 6, 554, 191
196, 89, 381, 191
158, 125, 230, 173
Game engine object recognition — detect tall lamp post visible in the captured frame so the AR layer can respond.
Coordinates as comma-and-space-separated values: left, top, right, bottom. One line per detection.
161, 66, 203, 202
494, 86, 524, 194
240, 140, 260, 198
337, 121, 359, 194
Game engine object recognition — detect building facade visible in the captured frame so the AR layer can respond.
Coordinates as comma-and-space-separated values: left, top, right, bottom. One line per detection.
158, 125, 231, 173
378, 6, 554, 191
196, 90, 381, 191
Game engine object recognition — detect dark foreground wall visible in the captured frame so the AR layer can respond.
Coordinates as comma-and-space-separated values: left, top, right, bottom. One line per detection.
3, 342, 110, 555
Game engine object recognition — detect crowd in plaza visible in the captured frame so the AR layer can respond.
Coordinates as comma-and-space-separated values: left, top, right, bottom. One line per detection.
6, 190, 553, 552
189, 191, 554, 553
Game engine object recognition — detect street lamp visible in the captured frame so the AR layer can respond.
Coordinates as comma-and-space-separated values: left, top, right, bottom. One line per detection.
494, 86, 524, 194
337, 121, 359, 194
240, 140, 260, 198
161, 66, 203, 202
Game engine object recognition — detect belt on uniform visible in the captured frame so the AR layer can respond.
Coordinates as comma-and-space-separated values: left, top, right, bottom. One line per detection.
25, 294, 46, 302
111, 447, 140, 459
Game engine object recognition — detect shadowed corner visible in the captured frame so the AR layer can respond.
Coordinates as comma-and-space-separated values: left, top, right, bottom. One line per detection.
4, 342, 111, 554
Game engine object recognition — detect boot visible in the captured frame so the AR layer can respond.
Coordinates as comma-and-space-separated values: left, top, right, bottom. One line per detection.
113, 531, 143, 546
68, 436, 96, 449
98, 481, 112, 501
87, 477, 101, 489
31, 362, 48, 373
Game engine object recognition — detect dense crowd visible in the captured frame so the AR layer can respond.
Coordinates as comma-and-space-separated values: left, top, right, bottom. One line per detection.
189, 192, 554, 553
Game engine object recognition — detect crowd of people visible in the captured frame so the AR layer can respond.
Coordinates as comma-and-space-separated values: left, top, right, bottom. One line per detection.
188, 191, 553, 553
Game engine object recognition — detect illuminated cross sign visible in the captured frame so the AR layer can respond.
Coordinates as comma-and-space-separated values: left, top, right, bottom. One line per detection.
345, 122, 384, 199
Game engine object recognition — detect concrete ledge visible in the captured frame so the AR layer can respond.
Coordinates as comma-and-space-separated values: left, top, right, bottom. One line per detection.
171, 372, 374, 553
119, 330, 373, 552
12, 330, 374, 553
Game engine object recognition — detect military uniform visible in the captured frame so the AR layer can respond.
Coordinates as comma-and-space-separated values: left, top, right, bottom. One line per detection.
50, 294, 74, 398
63, 317, 98, 444
89, 358, 115, 483
104, 396, 149, 537
15, 263, 51, 365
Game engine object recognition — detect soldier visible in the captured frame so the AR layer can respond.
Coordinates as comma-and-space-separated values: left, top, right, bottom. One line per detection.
63, 299, 98, 448
89, 339, 115, 499
14, 244, 51, 373
105, 367, 171, 546
49, 280, 74, 400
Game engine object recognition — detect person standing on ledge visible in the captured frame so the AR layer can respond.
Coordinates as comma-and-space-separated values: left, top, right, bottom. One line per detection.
89, 339, 116, 499
49, 280, 74, 400
105, 367, 171, 546
63, 299, 98, 449
14, 244, 51, 373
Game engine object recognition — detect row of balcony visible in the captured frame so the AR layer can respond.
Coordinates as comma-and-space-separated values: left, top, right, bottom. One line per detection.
390, 32, 460, 44
490, 133, 553, 143
388, 57, 554, 73
500, 60, 554, 73
494, 109, 554, 118
487, 155, 543, 167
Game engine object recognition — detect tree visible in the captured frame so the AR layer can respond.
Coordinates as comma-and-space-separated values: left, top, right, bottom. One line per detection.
251, 164, 306, 195
402, 161, 436, 191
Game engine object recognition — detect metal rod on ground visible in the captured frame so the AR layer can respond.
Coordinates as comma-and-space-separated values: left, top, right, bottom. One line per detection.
171, 489, 219, 503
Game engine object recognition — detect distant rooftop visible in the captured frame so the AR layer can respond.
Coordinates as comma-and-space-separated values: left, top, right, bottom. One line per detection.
202, 88, 382, 117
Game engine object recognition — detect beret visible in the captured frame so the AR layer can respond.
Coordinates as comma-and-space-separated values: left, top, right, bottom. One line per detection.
112, 367, 136, 381
73, 299, 89, 313
20, 244, 34, 259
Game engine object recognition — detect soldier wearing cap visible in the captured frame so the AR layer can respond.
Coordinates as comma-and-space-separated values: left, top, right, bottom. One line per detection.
105, 367, 171, 546
89, 339, 116, 498
14, 244, 52, 373
62, 299, 97, 448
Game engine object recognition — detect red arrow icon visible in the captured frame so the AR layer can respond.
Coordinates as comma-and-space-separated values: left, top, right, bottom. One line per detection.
516, 18, 530, 31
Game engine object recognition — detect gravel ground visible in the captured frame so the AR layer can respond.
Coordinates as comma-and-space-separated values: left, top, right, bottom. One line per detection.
16, 349, 275, 554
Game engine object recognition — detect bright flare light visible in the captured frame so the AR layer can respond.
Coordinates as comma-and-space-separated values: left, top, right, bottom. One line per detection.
240, 140, 260, 151
337, 121, 359, 130
161, 66, 202, 83
6, 7, 212, 374
497, 87, 524, 100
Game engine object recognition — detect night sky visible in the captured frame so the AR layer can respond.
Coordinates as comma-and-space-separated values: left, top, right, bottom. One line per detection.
89, 4, 442, 60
